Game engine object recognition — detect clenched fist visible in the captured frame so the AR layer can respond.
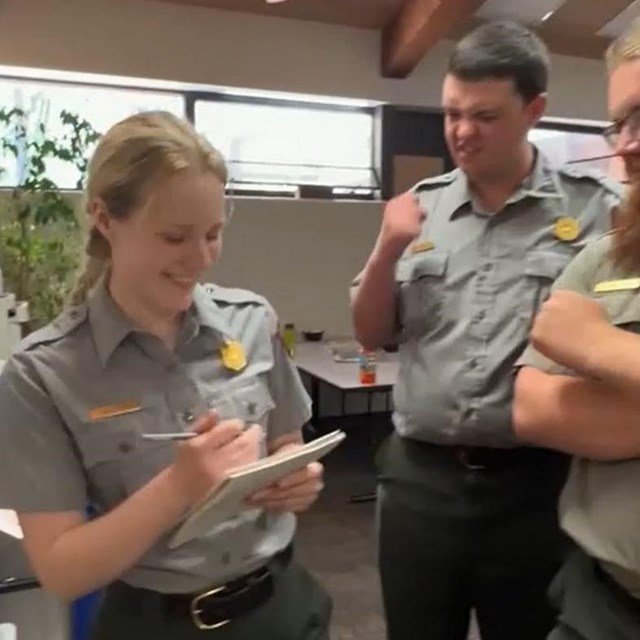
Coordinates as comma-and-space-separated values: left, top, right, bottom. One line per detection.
376, 191, 426, 262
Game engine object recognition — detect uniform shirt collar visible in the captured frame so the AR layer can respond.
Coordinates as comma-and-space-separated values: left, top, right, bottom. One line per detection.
448, 145, 562, 219
88, 282, 230, 367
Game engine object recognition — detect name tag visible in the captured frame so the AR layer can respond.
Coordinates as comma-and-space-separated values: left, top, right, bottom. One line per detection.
88, 401, 142, 422
593, 278, 640, 294
411, 241, 435, 255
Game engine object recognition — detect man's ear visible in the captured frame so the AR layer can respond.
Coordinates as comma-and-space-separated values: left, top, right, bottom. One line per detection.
527, 93, 548, 127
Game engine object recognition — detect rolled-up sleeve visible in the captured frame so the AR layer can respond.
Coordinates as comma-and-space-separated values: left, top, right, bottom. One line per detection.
0, 355, 87, 512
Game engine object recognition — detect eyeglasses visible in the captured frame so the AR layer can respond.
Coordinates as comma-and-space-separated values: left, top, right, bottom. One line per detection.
603, 107, 640, 149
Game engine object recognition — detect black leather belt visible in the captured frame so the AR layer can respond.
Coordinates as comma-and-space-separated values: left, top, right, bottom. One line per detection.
113, 545, 292, 630
424, 442, 561, 471
453, 446, 529, 470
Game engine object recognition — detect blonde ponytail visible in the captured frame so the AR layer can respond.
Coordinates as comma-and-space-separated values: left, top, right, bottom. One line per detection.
68, 226, 111, 306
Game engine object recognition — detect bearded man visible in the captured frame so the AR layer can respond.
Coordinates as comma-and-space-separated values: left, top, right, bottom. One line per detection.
513, 18, 640, 640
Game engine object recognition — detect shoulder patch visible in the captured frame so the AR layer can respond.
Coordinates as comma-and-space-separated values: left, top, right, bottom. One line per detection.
557, 165, 624, 197
19, 305, 88, 352
412, 170, 458, 193
202, 283, 279, 335
202, 283, 268, 308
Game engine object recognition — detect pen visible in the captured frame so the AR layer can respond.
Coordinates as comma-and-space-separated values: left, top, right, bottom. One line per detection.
142, 400, 259, 442
141, 432, 198, 442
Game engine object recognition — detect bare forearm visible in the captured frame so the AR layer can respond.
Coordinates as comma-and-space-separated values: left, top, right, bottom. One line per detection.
40, 467, 190, 599
352, 246, 400, 350
514, 367, 640, 460
586, 327, 640, 394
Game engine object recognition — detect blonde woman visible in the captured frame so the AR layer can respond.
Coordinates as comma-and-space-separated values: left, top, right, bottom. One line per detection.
0, 112, 331, 639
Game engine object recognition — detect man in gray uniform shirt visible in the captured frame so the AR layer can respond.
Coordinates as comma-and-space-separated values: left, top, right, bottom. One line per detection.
515, 19, 640, 640
352, 21, 623, 640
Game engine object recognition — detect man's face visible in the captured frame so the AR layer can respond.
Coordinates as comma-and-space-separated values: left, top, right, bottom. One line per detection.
608, 58, 640, 181
442, 74, 545, 182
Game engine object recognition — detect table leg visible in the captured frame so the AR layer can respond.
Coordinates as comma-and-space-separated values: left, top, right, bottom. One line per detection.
310, 376, 320, 423
348, 389, 378, 505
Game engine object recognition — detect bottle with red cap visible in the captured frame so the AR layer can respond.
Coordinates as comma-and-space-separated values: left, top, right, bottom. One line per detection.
358, 347, 377, 385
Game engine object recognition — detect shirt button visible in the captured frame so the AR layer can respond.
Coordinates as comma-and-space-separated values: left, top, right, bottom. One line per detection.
483, 264, 491, 273
118, 441, 132, 454
182, 410, 195, 424
469, 359, 478, 369
477, 311, 486, 321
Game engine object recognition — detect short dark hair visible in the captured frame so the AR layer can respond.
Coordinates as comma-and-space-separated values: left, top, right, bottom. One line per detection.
447, 21, 550, 103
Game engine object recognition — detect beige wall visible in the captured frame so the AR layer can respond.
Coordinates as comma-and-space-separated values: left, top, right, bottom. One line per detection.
212, 197, 379, 338
0, 0, 610, 120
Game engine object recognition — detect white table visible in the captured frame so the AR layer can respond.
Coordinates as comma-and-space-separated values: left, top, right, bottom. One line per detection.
294, 341, 399, 422
0, 512, 21, 541
295, 342, 399, 503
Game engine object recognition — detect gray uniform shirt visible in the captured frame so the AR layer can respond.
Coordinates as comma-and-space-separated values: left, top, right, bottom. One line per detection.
518, 234, 640, 596
0, 282, 311, 593
385, 150, 621, 447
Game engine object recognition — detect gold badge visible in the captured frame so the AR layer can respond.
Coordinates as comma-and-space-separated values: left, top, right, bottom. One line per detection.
554, 217, 580, 242
220, 340, 247, 372
594, 278, 640, 293
411, 240, 435, 255
88, 401, 142, 422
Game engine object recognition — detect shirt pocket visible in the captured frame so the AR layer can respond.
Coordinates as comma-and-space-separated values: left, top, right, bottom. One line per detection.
77, 397, 171, 507
520, 251, 568, 323
396, 252, 449, 337
596, 289, 640, 333
204, 377, 275, 425
204, 378, 276, 458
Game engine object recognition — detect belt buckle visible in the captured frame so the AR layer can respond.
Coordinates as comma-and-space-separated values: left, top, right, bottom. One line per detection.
458, 447, 487, 471
190, 586, 230, 631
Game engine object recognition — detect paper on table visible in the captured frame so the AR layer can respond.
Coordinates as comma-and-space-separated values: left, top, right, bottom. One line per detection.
169, 430, 346, 549
0, 510, 23, 539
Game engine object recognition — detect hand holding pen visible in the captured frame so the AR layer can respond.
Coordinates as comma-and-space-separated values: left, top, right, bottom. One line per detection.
167, 410, 263, 503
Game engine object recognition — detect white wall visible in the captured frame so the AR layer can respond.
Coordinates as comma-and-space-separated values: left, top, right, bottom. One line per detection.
212, 197, 379, 338
0, 0, 610, 120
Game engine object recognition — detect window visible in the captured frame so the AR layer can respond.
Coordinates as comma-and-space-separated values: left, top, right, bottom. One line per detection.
528, 126, 624, 181
195, 99, 377, 196
0, 78, 184, 189
0, 69, 378, 199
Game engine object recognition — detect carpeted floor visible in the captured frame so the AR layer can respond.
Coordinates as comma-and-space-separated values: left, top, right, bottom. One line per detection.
295, 418, 480, 640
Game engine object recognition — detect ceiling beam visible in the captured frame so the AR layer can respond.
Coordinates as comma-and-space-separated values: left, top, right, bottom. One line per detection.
447, 16, 612, 62
537, 26, 611, 59
381, 0, 488, 79
543, 0, 636, 33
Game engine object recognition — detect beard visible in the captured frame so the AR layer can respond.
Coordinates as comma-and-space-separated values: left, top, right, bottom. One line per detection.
612, 156, 640, 273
